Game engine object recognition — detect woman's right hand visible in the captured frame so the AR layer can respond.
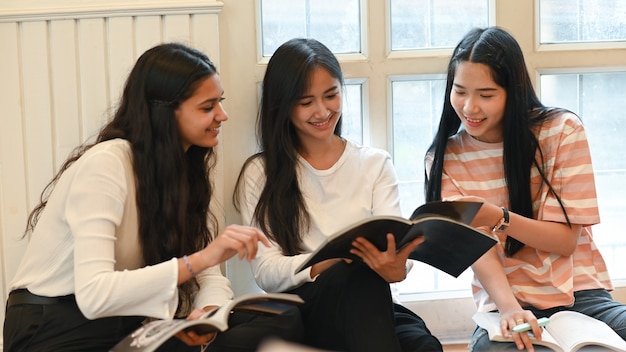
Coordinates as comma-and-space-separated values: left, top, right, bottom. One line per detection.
499, 309, 543, 351
471, 247, 542, 351
203, 224, 271, 265
310, 258, 346, 279
175, 307, 219, 346
179, 225, 271, 283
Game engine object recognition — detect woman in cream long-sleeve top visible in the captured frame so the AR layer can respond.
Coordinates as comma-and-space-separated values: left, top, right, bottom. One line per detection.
3, 42, 302, 352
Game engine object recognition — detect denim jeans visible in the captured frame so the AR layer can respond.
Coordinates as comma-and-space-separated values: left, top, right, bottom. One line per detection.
468, 289, 626, 351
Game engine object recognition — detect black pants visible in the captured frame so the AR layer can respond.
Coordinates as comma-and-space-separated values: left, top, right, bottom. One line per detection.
3, 291, 143, 352
288, 261, 442, 352
4, 290, 303, 352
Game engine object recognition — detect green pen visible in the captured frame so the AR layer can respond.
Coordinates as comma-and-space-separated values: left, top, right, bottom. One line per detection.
512, 317, 550, 333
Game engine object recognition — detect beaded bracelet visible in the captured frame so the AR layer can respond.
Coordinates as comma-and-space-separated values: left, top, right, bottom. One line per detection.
182, 255, 197, 278
201, 334, 217, 351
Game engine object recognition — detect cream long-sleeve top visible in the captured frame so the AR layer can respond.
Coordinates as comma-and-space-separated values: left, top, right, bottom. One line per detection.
237, 140, 402, 293
10, 139, 233, 320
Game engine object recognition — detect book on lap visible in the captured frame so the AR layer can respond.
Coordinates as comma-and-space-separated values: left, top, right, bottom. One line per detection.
472, 310, 626, 352
110, 292, 304, 352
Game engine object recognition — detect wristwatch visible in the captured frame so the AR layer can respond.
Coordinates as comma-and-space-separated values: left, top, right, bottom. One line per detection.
492, 206, 510, 233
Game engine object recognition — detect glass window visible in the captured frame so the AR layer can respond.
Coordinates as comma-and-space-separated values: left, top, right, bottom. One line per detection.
540, 71, 626, 281
391, 77, 475, 295
260, 0, 361, 56
391, 78, 445, 218
539, 0, 626, 43
390, 0, 490, 50
342, 83, 364, 145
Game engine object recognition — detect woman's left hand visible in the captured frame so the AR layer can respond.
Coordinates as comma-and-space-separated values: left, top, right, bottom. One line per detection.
174, 307, 218, 346
350, 233, 424, 283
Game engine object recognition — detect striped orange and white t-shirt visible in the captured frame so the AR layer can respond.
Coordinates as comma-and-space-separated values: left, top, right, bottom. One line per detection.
430, 112, 612, 312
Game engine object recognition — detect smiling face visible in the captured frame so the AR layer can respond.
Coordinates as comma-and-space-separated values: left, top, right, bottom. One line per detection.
175, 74, 228, 151
290, 66, 342, 144
450, 61, 507, 143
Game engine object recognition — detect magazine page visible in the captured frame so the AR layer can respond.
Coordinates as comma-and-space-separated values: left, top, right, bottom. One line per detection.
409, 200, 482, 224
547, 311, 626, 352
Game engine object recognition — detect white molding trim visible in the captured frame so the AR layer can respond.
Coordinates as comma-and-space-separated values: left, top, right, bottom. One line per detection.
0, 0, 224, 22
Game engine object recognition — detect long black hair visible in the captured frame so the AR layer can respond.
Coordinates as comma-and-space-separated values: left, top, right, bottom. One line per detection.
25, 43, 219, 313
234, 38, 344, 255
425, 27, 570, 256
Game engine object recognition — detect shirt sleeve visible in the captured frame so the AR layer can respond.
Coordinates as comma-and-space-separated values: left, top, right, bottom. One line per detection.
371, 150, 402, 216
540, 113, 600, 226
193, 264, 234, 309
67, 148, 179, 320
237, 158, 313, 292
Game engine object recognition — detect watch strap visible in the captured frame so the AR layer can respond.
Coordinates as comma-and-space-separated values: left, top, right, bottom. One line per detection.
492, 206, 510, 232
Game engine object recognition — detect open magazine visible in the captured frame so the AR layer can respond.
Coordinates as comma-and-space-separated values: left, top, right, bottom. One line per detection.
110, 292, 304, 352
473, 311, 626, 352
296, 201, 497, 278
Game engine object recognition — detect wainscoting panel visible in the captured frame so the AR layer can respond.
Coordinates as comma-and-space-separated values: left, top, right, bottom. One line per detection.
0, 22, 31, 351
50, 19, 83, 164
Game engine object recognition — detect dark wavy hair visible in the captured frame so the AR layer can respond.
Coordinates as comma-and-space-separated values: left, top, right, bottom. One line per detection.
424, 27, 570, 256
25, 42, 219, 314
234, 38, 344, 255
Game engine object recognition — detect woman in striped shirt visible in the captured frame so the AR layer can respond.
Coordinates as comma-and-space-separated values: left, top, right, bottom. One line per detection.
425, 27, 626, 351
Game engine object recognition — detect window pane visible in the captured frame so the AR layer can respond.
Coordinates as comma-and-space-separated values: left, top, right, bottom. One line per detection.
260, 0, 361, 56
397, 261, 474, 295
390, 0, 490, 50
392, 79, 445, 217
392, 78, 472, 295
540, 71, 626, 282
539, 0, 626, 43
342, 84, 363, 145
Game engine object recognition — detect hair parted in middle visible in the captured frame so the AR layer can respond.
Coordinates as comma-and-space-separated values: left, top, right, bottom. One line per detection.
235, 37, 344, 255
425, 27, 571, 256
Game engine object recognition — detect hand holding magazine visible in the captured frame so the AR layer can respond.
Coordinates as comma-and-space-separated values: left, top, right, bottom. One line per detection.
296, 201, 497, 278
110, 293, 304, 352
472, 311, 626, 352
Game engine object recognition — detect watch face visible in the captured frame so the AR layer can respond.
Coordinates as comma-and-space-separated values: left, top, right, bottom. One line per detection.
493, 218, 509, 233
492, 207, 510, 233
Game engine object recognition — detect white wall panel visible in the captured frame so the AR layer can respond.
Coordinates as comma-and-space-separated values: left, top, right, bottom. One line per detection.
106, 16, 135, 107
21, 21, 55, 207
77, 18, 109, 142
191, 13, 220, 64
134, 16, 162, 62
49, 19, 81, 168
163, 14, 191, 44
0, 21, 29, 339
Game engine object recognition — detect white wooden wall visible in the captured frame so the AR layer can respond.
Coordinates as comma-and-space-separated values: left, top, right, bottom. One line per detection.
0, 1, 225, 348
